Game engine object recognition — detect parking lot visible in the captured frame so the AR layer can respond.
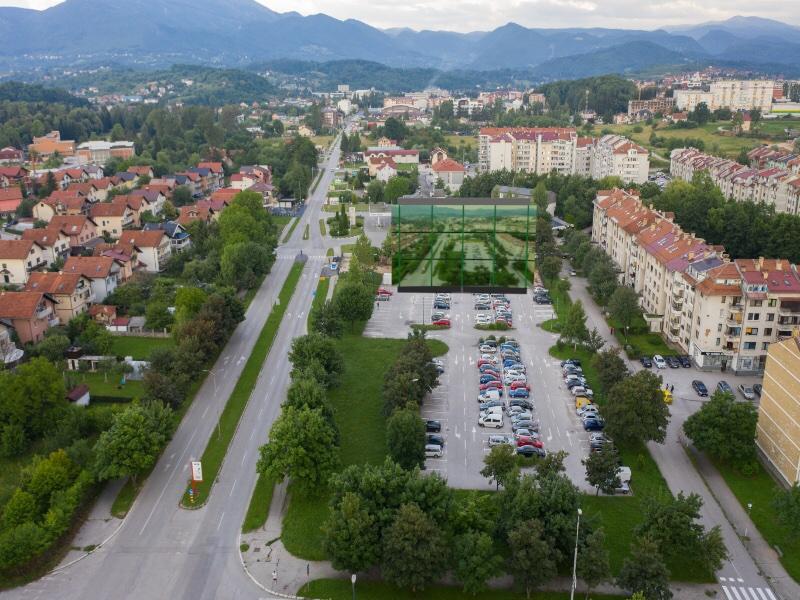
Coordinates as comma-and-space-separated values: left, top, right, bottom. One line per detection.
363, 282, 764, 493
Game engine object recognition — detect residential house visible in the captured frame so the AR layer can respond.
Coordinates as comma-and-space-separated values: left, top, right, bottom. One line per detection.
47, 216, 99, 248
178, 204, 215, 226
0, 291, 58, 343
63, 256, 121, 302
0, 166, 28, 187
90, 202, 134, 239
373, 158, 397, 182
756, 335, 800, 485
431, 158, 466, 192
0, 240, 48, 285
118, 230, 171, 272
93, 242, 139, 281
88, 304, 117, 325
197, 162, 224, 189
28, 131, 75, 158
127, 166, 155, 179
21, 228, 71, 264
143, 221, 191, 252
589, 135, 650, 184
24, 271, 93, 321
0, 187, 23, 216
364, 148, 419, 167
0, 147, 23, 164
128, 189, 164, 215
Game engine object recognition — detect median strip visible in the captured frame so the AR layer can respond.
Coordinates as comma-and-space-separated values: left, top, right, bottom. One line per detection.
281, 217, 300, 243
181, 261, 305, 507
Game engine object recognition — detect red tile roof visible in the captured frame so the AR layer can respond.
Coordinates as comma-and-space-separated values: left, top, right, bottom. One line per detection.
63, 256, 117, 278
432, 158, 465, 173
24, 271, 85, 295
118, 230, 166, 248
0, 291, 50, 319
0, 239, 38, 260
21, 228, 67, 247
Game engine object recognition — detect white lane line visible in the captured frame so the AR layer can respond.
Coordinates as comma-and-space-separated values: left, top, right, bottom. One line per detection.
241, 453, 247, 466
201, 406, 209, 418
217, 512, 225, 531
229, 478, 237, 497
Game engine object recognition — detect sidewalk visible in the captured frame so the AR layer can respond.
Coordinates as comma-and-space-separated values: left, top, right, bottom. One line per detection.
690, 446, 800, 600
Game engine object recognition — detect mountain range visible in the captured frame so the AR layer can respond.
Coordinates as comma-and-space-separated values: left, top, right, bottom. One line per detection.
1, 0, 799, 78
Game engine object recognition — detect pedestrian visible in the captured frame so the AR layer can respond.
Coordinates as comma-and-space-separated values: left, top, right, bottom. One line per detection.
272, 570, 277, 586
670, 384, 674, 393
610, 327, 615, 335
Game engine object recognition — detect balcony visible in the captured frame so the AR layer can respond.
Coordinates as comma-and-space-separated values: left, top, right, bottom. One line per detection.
671, 300, 683, 312
727, 314, 743, 326
35, 307, 52, 320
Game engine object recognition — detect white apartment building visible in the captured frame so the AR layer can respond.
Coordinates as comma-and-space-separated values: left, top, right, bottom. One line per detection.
478, 128, 648, 182
670, 148, 800, 215
590, 135, 650, 184
592, 189, 800, 373
710, 80, 774, 113
673, 90, 714, 112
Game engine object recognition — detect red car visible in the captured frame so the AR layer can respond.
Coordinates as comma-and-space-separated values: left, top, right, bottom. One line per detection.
516, 437, 543, 448
479, 381, 503, 391
477, 359, 497, 368
509, 381, 530, 391
377, 288, 393, 296
432, 319, 451, 327
480, 369, 501, 378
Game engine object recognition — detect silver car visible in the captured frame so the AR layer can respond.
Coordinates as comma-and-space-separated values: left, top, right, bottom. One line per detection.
488, 434, 515, 447
737, 384, 755, 401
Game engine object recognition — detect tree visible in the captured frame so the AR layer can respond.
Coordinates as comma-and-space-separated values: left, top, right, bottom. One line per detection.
366, 179, 385, 204
560, 300, 589, 350
309, 299, 344, 338
174, 287, 208, 325
608, 286, 640, 338
383, 370, 426, 415
480, 444, 518, 489
683, 391, 758, 464
617, 536, 672, 600
322, 491, 380, 572
1, 489, 38, 529
220, 241, 272, 289
384, 176, 411, 203
635, 492, 727, 572
604, 370, 669, 445
453, 531, 503, 595
691, 102, 711, 125
578, 527, 611, 599
145, 301, 173, 330
585, 327, 606, 353
77, 320, 113, 355
539, 255, 562, 283
381, 503, 448, 592
288, 333, 344, 388
32, 333, 70, 364
257, 406, 339, 492
332, 280, 374, 330
0, 357, 67, 439
583, 442, 621, 495
774, 484, 800, 538
507, 519, 557, 599
171, 185, 192, 207
93, 401, 173, 484
588, 260, 618, 306
533, 181, 549, 212
387, 403, 426, 470
592, 348, 629, 395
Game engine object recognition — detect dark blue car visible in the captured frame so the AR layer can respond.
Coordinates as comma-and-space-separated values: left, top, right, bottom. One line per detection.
480, 374, 500, 384
582, 417, 605, 431
509, 388, 530, 399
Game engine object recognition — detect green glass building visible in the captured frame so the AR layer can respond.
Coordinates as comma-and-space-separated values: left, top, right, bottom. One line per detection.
392, 197, 536, 292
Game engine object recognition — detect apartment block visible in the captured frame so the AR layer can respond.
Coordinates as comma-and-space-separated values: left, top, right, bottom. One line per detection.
710, 80, 774, 113
592, 189, 800, 374
478, 128, 649, 183
627, 97, 675, 116
673, 90, 715, 112
756, 336, 800, 486
670, 148, 800, 215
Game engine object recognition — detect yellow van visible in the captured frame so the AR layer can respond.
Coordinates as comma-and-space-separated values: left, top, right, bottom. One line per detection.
662, 389, 673, 404
575, 396, 592, 410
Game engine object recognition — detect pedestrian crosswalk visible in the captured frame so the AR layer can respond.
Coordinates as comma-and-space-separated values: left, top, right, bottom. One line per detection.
719, 578, 776, 600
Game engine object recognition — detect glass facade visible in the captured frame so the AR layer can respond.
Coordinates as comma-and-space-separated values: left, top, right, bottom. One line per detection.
392, 198, 535, 291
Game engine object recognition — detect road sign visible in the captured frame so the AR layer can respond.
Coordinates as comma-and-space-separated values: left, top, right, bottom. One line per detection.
191, 461, 203, 482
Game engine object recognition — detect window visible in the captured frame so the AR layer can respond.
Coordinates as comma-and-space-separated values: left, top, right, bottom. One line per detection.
752, 300, 763, 307
744, 342, 757, 350
767, 313, 775, 322
768, 299, 777, 307
764, 328, 773, 336
715, 338, 720, 346
762, 342, 770, 350
717, 323, 722, 332
747, 312, 760, 320
745, 327, 758, 335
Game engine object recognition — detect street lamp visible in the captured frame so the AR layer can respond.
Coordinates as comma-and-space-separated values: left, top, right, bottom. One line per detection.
351, 573, 357, 600
745, 502, 753, 538
202, 369, 221, 439
570, 508, 583, 600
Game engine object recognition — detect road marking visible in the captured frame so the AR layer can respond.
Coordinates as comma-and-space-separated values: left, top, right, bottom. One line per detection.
764, 589, 776, 600
217, 512, 225, 531
202, 406, 209, 418
727, 587, 742, 600
163, 462, 171, 472
241, 454, 247, 466
229, 479, 237, 497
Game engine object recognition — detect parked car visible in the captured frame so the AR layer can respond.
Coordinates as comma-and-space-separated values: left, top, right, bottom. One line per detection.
577, 405, 600, 417
571, 386, 594, 397
425, 444, 443, 458
753, 383, 762, 397
561, 359, 582, 367
738, 384, 756, 401
377, 288, 393, 296
691, 380, 709, 397
653, 355, 667, 369
508, 388, 529, 399
433, 301, 450, 310
665, 355, 681, 369
479, 344, 496, 353
426, 434, 445, 447
509, 399, 534, 411
475, 314, 493, 325
516, 436, 544, 448
474, 302, 492, 310
517, 445, 546, 458
509, 381, 530, 391
432, 318, 451, 327
717, 380, 734, 395
512, 419, 540, 433
639, 356, 653, 368
479, 399, 506, 411
678, 355, 692, 368
376, 293, 391, 302
479, 382, 503, 392
480, 375, 501, 385
425, 420, 441, 433
478, 413, 504, 428
511, 411, 534, 423
582, 416, 605, 431
431, 312, 449, 322
488, 434, 514, 447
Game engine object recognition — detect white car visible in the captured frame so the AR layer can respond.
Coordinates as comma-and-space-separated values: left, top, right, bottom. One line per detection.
425, 444, 443, 458
479, 344, 497, 353
475, 314, 492, 325
570, 386, 593, 397
488, 434, 515, 447
480, 354, 498, 363
653, 355, 667, 369
505, 374, 527, 385
577, 405, 599, 417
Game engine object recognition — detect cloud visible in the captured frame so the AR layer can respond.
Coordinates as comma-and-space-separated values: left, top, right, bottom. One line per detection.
1, 0, 798, 31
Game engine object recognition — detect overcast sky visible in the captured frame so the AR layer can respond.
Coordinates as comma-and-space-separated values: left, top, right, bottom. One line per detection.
3, 0, 799, 32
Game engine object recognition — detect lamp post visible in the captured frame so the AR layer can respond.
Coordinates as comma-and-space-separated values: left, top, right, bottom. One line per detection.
570, 508, 583, 600
745, 502, 753, 538
202, 369, 221, 439
351, 573, 357, 600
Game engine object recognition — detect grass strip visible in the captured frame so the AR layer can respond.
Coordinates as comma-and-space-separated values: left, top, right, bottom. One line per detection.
326, 248, 333, 257
109, 336, 174, 360
281, 217, 300, 243
299, 579, 626, 600
319, 218, 326, 237
303, 223, 310, 240
180, 261, 305, 507
241, 473, 276, 533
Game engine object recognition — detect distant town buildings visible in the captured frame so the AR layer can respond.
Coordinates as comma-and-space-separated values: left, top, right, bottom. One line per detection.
673, 80, 775, 113
28, 131, 76, 158
76, 140, 136, 164
627, 97, 675, 117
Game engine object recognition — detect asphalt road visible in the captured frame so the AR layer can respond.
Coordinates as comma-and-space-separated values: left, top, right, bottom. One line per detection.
5, 134, 344, 600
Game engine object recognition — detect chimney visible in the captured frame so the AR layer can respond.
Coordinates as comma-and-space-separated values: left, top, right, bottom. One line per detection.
776, 260, 783, 271
758, 256, 764, 270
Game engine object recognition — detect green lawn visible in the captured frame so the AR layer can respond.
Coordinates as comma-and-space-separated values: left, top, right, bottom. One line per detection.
607, 315, 677, 359
712, 457, 800, 581
312, 277, 330, 313
241, 473, 276, 533
319, 218, 327, 237
110, 335, 174, 360
181, 261, 305, 507
272, 215, 292, 231
70, 371, 144, 400
303, 223, 310, 240
299, 579, 625, 600
111, 479, 139, 518
281, 332, 448, 559
311, 135, 334, 148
